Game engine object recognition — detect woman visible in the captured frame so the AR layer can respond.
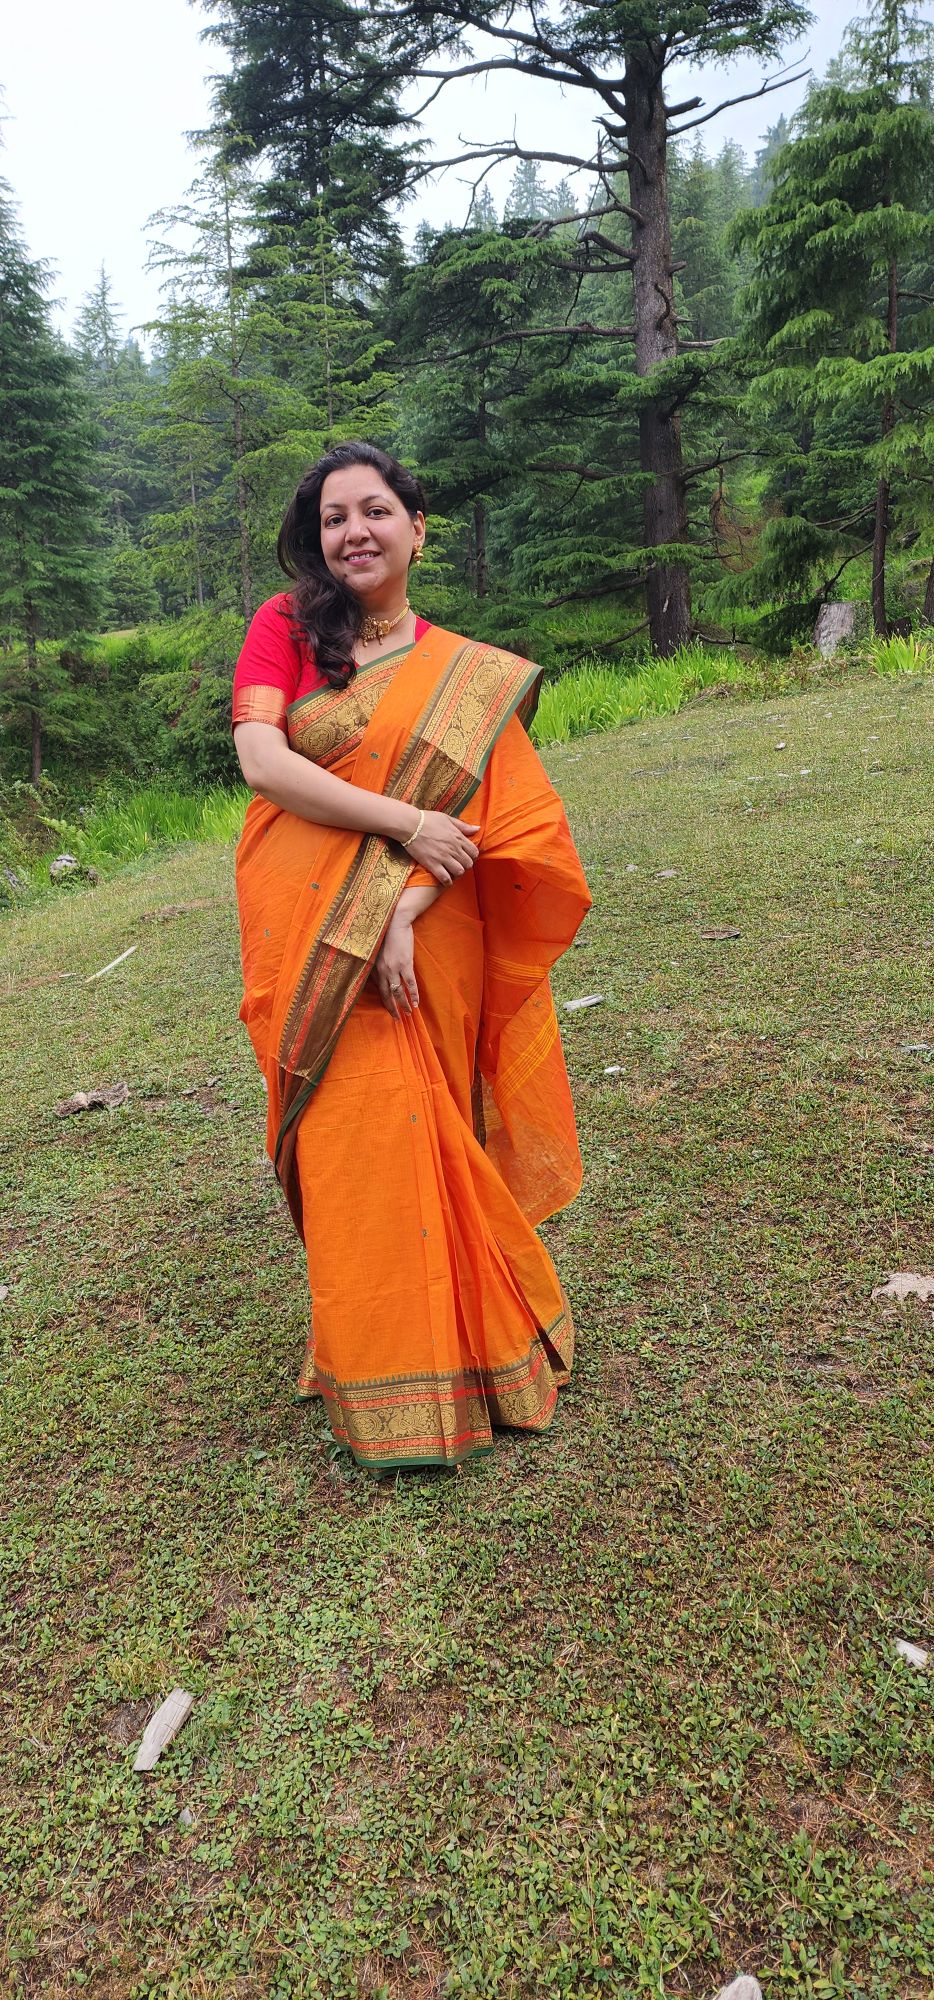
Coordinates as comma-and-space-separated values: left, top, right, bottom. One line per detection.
233, 441, 590, 1470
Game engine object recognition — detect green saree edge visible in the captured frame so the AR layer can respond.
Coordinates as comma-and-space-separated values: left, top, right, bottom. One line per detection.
446, 657, 544, 817
272, 648, 543, 1184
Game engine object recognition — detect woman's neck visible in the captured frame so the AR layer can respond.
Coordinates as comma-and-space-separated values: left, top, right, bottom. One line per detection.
353, 605, 418, 667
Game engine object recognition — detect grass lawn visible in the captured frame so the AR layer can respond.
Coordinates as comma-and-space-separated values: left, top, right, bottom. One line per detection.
1, 674, 932, 1999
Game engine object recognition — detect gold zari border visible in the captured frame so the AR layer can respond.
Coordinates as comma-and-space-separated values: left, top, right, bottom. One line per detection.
297, 1303, 575, 1466
232, 684, 288, 730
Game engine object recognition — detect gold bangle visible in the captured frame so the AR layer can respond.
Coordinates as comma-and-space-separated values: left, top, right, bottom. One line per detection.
400, 808, 425, 851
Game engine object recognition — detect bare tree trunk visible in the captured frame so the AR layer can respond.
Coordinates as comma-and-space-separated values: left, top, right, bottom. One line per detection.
26, 605, 41, 782
188, 454, 205, 609
222, 174, 253, 629
232, 397, 253, 629
473, 496, 488, 600
872, 257, 898, 638
473, 395, 488, 599
625, 40, 691, 656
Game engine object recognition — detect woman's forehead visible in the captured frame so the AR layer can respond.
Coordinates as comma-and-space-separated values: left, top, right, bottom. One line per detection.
320, 467, 396, 512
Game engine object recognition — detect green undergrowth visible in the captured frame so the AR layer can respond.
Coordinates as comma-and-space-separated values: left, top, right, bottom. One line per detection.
1, 676, 932, 1996
530, 635, 934, 744
1, 784, 251, 906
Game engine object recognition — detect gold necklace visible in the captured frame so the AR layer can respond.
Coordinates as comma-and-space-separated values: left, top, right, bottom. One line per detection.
358, 600, 411, 644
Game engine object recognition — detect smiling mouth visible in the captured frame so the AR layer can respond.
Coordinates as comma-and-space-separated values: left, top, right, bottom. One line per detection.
343, 551, 380, 564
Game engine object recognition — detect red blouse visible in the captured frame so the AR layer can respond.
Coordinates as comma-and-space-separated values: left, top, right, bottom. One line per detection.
232, 592, 431, 732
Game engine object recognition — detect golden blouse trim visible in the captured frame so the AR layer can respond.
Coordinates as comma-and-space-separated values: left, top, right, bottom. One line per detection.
232, 685, 288, 730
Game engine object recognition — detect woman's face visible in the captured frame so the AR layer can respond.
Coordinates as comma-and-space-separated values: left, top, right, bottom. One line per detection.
319, 466, 425, 608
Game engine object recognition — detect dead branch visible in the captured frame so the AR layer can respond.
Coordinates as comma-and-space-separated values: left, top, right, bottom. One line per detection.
667, 62, 810, 137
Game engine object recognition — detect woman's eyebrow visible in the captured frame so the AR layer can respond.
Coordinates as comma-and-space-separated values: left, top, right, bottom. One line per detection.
322, 493, 391, 511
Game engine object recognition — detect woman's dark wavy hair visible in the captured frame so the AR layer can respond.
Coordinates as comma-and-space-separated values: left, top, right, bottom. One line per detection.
276, 441, 426, 688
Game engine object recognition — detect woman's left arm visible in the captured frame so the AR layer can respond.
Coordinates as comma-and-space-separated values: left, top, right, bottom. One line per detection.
372, 884, 442, 1018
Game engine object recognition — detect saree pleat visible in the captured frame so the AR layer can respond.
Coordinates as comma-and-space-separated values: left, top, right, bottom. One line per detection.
235, 627, 590, 1469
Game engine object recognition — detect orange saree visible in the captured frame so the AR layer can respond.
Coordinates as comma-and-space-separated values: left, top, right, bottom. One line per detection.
235, 625, 591, 1469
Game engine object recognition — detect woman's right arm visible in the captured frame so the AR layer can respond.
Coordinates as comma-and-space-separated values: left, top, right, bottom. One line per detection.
233, 722, 480, 886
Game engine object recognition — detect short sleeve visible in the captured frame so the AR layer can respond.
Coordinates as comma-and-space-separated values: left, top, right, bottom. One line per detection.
232, 596, 302, 732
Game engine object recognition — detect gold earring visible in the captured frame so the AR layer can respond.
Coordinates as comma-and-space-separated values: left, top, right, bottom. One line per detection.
413, 545, 424, 564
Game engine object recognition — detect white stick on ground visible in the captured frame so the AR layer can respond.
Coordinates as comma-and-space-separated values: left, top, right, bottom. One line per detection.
87, 944, 138, 982
132, 1689, 195, 1772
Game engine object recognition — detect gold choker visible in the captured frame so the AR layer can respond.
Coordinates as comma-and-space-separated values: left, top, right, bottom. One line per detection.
358, 601, 411, 644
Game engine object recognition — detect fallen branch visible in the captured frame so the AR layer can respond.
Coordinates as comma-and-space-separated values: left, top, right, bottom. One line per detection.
87, 945, 137, 982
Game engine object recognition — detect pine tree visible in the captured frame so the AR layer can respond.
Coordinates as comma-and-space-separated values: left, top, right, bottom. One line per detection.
73, 267, 168, 621
389, 219, 576, 609
199, 0, 411, 278
735, 0, 934, 631
0, 185, 101, 779
385, 0, 812, 653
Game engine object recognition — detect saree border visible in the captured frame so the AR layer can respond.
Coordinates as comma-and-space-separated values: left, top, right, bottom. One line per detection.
285, 640, 416, 725
309, 1302, 574, 1468
272, 637, 543, 1232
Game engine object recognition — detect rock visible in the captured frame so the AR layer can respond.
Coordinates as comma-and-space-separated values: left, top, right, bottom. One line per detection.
55, 1081, 130, 1118
895, 1639, 930, 1669
814, 600, 869, 656
713, 1981, 764, 2000
49, 853, 99, 887
132, 1688, 195, 1773
179, 1805, 195, 1826
871, 1273, 934, 1305
2, 866, 28, 897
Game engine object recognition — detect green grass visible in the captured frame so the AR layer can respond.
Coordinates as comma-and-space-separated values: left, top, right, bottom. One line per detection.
1, 678, 933, 1996
532, 645, 747, 744
531, 637, 934, 745
7, 785, 251, 903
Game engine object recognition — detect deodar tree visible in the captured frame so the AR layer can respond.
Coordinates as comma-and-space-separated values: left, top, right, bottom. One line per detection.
384, 0, 812, 655
735, 0, 934, 634
0, 184, 101, 781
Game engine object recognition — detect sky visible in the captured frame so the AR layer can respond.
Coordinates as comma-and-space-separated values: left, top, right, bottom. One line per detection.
3, 1, 846, 348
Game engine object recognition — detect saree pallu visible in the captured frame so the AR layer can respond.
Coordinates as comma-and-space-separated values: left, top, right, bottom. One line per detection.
235, 626, 591, 1469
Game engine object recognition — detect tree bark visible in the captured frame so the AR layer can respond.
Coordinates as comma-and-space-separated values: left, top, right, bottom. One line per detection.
624, 40, 692, 656
222, 177, 254, 629
474, 395, 488, 599
473, 495, 488, 599
188, 453, 205, 609
26, 604, 41, 782
871, 257, 899, 638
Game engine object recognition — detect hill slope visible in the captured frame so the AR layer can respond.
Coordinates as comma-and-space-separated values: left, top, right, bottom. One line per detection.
1, 677, 932, 1998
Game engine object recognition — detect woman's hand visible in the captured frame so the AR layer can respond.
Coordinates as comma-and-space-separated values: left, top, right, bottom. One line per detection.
404, 809, 480, 886
372, 907, 419, 1018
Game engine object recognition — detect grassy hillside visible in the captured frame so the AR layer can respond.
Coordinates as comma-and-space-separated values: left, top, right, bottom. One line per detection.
1, 676, 932, 1998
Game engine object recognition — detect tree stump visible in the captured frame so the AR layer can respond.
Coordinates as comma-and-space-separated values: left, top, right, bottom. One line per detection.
813, 602, 869, 656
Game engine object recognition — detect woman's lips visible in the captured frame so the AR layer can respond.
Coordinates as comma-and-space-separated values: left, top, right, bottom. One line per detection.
344, 551, 380, 564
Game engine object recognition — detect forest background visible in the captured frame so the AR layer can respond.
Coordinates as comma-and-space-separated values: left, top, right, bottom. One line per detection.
2, 0, 934, 891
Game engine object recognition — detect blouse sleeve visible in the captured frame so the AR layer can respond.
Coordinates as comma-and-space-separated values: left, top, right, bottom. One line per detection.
232, 596, 302, 732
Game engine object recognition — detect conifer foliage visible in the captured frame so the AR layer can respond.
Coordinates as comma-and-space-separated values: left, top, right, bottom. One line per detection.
735, 0, 934, 632
0, 186, 101, 780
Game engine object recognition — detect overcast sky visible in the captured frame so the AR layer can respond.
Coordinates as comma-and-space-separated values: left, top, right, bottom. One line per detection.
3, 1, 846, 347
